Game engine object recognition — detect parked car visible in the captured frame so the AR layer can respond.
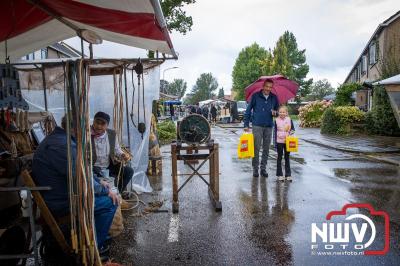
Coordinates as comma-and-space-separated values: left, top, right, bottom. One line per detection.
237, 101, 247, 121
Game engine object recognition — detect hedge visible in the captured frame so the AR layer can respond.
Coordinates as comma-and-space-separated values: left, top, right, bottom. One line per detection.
365, 86, 400, 136
321, 106, 365, 135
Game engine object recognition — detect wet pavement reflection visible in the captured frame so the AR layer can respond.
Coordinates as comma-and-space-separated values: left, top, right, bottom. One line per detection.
110, 126, 400, 266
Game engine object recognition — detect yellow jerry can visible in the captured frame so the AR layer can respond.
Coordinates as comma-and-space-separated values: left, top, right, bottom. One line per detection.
286, 135, 298, 152
238, 133, 254, 159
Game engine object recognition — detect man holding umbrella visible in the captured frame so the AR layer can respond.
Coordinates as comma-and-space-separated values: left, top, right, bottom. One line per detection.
244, 79, 279, 178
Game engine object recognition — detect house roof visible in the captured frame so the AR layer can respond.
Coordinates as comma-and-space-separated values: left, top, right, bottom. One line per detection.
344, 10, 400, 83
373, 74, 400, 85
49, 42, 82, 58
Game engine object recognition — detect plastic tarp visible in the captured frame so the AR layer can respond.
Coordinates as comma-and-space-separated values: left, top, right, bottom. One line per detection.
21, 65, 160, 193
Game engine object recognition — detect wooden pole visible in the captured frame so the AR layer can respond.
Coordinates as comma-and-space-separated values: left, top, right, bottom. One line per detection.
171, 143, 179, 212
214, 143, 220, 202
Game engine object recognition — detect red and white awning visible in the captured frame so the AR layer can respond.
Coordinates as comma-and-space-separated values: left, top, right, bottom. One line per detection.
0, 0, 177, 61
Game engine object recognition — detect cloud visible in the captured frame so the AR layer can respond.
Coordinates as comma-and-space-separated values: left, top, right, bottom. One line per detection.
65, 0, 400, 91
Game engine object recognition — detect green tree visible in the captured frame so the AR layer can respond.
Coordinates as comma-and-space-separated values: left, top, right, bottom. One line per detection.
259, 49, 273, 75
366, 48, 400, 136
258, 31, 312, 99
271, 38, 291, 75
334, 83, 362, 106
307, 79, 335, 101
188, 73, 218, 104
161, 0, 195, 35
279, 31, 313, 98
232, 43, 268, 100
218, 87, 225, 98
148, 1, 195, 57
160, 79, 169, 94
166, 78, 187, 99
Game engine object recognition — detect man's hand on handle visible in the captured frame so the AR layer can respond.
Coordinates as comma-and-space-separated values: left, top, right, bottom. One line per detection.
244, 127, 250, 132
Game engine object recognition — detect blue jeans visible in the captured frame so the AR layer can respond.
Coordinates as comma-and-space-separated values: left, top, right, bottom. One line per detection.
50, 195, 117, 249
94, 195, 117, 248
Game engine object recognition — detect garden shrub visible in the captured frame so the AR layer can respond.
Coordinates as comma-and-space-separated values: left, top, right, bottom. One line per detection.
321, 106, 365, 135
298, 100, 332, 127
334, 83, 362, 106
157, 120, 176, 145
365, 86, 400, 136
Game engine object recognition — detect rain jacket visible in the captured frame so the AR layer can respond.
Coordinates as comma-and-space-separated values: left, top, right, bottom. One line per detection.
244, 91, 279, 128
32, 127, 108, 215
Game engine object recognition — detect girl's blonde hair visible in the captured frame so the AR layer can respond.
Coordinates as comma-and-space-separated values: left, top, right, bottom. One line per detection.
278, 105, 288, 113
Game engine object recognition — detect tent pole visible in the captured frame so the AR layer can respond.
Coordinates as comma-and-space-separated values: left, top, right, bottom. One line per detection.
89, 44, 93, 59
42, 67, 48, 111
80, 38, 84, 58
124, 67, 131, 149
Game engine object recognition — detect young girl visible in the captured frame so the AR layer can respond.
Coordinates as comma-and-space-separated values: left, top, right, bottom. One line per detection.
274, 106, 295, 182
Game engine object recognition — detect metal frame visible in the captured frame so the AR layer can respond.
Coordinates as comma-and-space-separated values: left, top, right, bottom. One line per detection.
0, 186, 51, 266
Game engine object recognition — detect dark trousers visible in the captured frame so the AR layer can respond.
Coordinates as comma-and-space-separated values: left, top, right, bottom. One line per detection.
252, 126, 273, 171
109, 163, 134, 192
276, 143, 291, 177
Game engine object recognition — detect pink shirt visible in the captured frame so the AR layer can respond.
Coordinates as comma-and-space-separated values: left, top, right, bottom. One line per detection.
276, 117, 291, 143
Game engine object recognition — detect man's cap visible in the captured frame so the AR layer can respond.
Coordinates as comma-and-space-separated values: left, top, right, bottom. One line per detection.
94, 111, 110, 124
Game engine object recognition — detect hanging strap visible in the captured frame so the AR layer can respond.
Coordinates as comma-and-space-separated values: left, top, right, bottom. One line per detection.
130, 68, 137, 127
142, 73, 146, 123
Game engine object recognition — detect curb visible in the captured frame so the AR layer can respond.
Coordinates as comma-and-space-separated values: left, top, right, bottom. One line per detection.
365, 155, 400, 167
302, 139, 400, 166
301, 139, 400, 155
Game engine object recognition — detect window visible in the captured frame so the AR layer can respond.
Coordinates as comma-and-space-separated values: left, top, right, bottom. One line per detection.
361, 55, 367, 74
40, 48, 47, 59
369, 42, 376, 65
354, 67, 359, 82
25, 53, 35, 60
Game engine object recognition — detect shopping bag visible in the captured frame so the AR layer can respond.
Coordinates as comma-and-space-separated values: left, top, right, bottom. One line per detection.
286, 135, 298, 152
238, 133, 254, 159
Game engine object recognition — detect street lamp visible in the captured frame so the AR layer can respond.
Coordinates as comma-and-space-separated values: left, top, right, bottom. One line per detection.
162, 66, 179, 93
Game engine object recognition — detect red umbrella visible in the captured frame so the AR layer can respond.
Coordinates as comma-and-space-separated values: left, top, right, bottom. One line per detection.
245, 75, 299, 104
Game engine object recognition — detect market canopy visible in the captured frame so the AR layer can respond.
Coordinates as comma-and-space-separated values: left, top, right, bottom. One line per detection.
0, 0, 177, 61
164, 100, 182, 105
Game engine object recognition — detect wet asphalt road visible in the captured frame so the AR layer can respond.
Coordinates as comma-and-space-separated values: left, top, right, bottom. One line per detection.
110, 126, 400, 266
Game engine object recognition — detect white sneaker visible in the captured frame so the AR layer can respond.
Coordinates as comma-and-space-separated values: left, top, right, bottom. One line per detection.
278, 176, 285, 182
286, 176, 293, 182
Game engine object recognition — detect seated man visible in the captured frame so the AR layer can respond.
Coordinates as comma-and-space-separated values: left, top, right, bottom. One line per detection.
91, 111, 133, 193
32, 115, 118, 252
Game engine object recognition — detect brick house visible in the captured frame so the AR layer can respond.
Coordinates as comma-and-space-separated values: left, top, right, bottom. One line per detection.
344, 10, 400, 111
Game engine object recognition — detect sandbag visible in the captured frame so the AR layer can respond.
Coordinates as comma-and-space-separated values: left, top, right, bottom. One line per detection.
109, 205, 123, 238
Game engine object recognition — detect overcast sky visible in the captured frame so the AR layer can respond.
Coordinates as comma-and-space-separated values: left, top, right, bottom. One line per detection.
66, 0, 400, 94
